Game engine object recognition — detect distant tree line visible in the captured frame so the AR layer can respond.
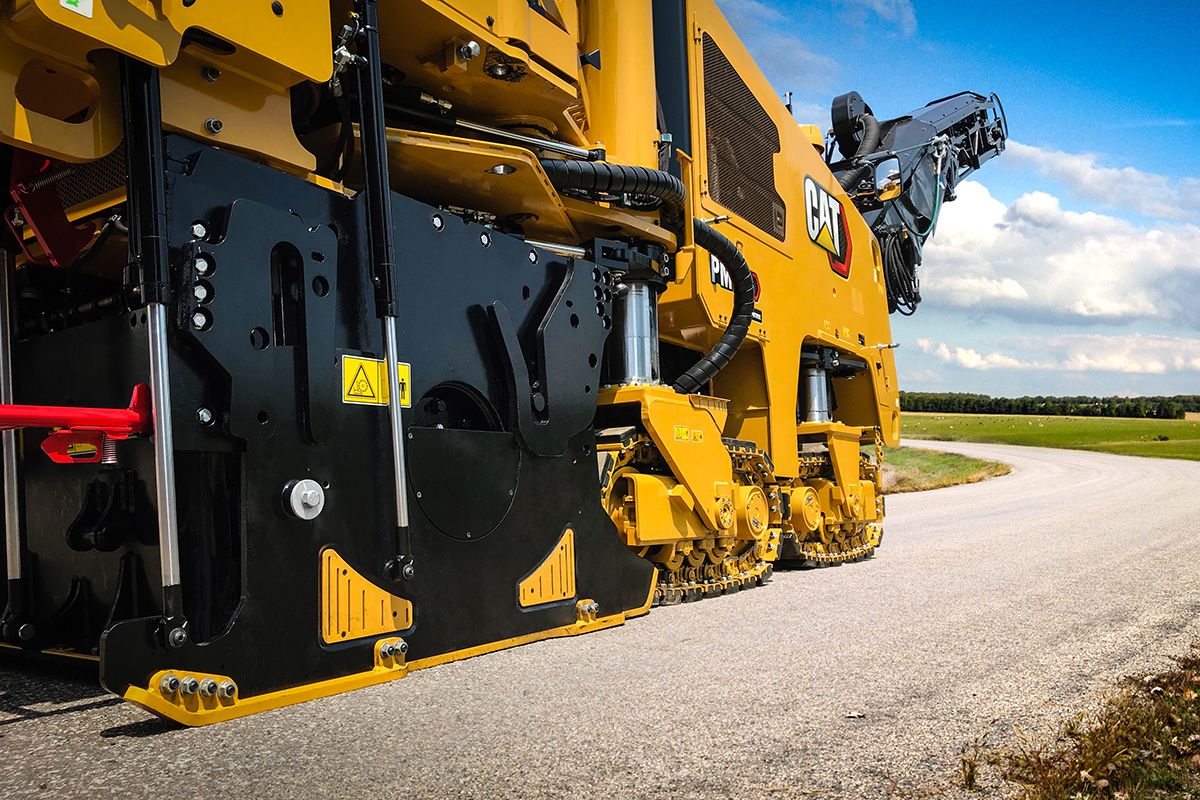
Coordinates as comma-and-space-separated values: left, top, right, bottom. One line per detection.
899, 392, 1200, 420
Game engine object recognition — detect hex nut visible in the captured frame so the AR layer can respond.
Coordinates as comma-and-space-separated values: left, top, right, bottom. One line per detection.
199, 678, 218, 697
457, 40, 481, 61
159, 674, 181, 694
217, 680, 237, 699
180, 676, 200, 696
168, 627, 188, 648
283, 478, 325, 520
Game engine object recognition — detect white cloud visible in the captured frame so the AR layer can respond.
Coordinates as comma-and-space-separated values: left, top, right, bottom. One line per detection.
1005, 140, 1200, 221
922, 180, 1200, 328
716, 0, 840, 96
917, 333, 1200, 375
838, 0, 917, 37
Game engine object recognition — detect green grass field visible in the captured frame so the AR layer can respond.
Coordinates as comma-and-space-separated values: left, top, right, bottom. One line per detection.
903, 412, 1200, 461
883, 446, 1010, 493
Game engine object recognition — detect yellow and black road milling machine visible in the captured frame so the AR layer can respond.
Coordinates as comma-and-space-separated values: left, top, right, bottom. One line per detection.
0, 0, 1006, 724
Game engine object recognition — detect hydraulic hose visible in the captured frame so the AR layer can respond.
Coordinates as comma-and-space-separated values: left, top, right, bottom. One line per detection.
538, 159, 753, 393
836, 113, 881, 191
673, 219, 756, 394
537, 158, 686, 230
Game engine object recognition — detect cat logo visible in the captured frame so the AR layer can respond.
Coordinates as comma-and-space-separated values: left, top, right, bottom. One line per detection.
804, 175, 853, 278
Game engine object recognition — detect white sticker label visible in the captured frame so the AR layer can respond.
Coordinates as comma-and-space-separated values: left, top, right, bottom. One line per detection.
60, 0, 93, 18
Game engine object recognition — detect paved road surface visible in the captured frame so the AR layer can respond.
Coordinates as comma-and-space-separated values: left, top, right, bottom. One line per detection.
2, 442, 1198, 798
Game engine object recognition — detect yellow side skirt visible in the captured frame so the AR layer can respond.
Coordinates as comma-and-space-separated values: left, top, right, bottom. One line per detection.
123, 573, 657, 727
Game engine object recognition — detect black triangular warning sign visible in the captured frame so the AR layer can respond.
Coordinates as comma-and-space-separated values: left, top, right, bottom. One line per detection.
347, 364, 376, 399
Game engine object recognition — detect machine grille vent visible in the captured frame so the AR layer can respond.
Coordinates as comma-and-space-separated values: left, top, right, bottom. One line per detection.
55, 146, 127, 213
702, 33, 785, 240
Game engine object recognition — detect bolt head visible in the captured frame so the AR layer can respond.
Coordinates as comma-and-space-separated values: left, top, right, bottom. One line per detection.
431, 214, 444, 230
168, 627, 188, 648
285, 478, 324, 520
194, 254, 212, 275
203, 118, 223, 136
528, 250, 538, 263
191, 222, 208, 239
191, 311, 208, 330
457, 40, 481, 61
196, 407, 214, 426
201, 66, 220, 83
192, 283, 209, 302
479, 231, 491, 247
401, 563, 415, 580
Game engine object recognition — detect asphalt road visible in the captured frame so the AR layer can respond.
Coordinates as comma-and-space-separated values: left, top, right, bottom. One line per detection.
2, 442, 1199, 799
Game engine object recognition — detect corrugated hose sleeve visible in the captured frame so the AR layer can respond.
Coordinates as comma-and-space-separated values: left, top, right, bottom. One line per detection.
538, 158, 686, 230
673, 219, 756, 394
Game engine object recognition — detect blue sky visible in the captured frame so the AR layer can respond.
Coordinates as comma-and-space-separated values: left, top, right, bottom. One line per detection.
716, 0, 1200, 397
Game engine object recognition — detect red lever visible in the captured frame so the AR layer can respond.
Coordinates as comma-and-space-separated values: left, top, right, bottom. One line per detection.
0, 385, 152, 464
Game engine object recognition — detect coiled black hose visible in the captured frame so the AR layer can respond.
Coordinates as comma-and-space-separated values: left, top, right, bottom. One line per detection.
673, 219, 756, 394
538, 159, 755, 393
881, 230, 921, 315
537, 158, 686, 230
836, 114, 881, 191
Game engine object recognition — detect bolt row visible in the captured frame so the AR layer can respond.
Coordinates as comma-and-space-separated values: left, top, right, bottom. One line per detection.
159, 673, 236, 700
379, 640, 408, 660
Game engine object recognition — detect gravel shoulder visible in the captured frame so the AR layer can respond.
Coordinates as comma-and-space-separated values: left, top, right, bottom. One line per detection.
1, 441, 1198, 799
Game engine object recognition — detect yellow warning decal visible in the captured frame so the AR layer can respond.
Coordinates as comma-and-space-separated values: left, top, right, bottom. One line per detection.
690, 429, 704, 443
341, 354, 411, 407
673, 424, 690, 442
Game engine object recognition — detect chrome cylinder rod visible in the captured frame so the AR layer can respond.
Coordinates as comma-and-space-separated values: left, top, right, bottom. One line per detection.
802, 366, 832, 423
383, 317, 410, 528
0, 252, 20, 581
613, 281, 660, 385
456, 119, 596, 160
147, 302, 181, 589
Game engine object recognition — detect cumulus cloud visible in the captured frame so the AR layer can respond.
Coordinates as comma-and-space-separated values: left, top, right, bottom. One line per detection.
921, 180, 1200, 328
1005, 140, 1200, 221
917, 333, 1200, 375
838, 0, 917, 37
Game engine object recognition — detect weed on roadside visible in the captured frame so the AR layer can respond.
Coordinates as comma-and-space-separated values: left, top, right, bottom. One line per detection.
999, 647, 1200, 799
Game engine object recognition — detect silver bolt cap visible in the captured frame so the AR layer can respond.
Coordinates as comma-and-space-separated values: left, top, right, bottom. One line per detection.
199, 678, 218, 696
180, 676, 200, 695
191, 222, 208, 239
283, 478, 325, 520
217, 680, 237, 699
160, 674, 181, 694
457, 40, 481, 61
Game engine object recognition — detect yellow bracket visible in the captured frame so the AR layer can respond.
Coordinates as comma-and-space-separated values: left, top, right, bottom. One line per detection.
125, 638, 409, 727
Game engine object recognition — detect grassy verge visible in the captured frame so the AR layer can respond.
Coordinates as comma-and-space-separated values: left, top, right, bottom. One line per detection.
903, 412, 1200, 462
986, 647, 1200, 798
882, 445, 1010, 494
